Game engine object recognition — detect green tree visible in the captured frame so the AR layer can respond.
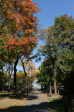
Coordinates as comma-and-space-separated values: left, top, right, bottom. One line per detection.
0, 0, 40, 92
37, 15, 74, 97
37, 59, 50, 90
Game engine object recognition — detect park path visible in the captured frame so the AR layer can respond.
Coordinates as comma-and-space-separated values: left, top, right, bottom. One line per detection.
18, 90, 54, 112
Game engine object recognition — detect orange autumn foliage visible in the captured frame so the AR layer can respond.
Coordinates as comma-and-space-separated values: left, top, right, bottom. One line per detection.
0, 0, 40, 35
1, 0, 40, 57
3, 37, 37, 57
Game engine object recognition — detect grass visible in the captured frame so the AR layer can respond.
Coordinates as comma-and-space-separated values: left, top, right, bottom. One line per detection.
48, 97, 64, 112
48, 96, 74, 112
0, 92, 27, 112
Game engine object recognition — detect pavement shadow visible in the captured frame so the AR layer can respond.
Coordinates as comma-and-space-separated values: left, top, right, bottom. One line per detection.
0, 106, 21, 112
0, 102, 50, 112
18, 102, 51, 112
26, 95, 38, 100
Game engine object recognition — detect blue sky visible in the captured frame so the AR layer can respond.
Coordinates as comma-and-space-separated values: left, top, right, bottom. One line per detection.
37, 0, 74, 28
18, 0, 74, 71
34, 0, 74, 68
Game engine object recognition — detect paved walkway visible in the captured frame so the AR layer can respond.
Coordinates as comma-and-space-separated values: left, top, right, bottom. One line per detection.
18, 91, 54, 112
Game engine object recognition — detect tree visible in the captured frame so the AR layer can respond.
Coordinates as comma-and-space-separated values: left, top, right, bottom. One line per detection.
37, 15, 74, 97
16, 67, 37, 95
0, 0, 40, 92
19, 60, 40, 94
37, 26, 59, 95
0, 25, 10, 70
0, 71, 9, 91
37, 59, 51, 91
55, 15, 74, 75
54, 15, 74, 111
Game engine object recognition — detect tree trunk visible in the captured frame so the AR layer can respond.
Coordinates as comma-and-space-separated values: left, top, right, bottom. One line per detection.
14, 56, 19, 93
20, 58, 27, 94
49, 81, 52, 96
58, 89, 60, 95
54, 79, 57, 95
21, 59, 27, 77
1, 66, 3, 72
8, 70, 11, 91
54, 64, 57, 95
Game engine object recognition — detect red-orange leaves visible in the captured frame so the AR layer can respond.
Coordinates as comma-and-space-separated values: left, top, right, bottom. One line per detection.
3, 37, 37, 57
1, 0, 39, 58
2, 0, 40, 34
